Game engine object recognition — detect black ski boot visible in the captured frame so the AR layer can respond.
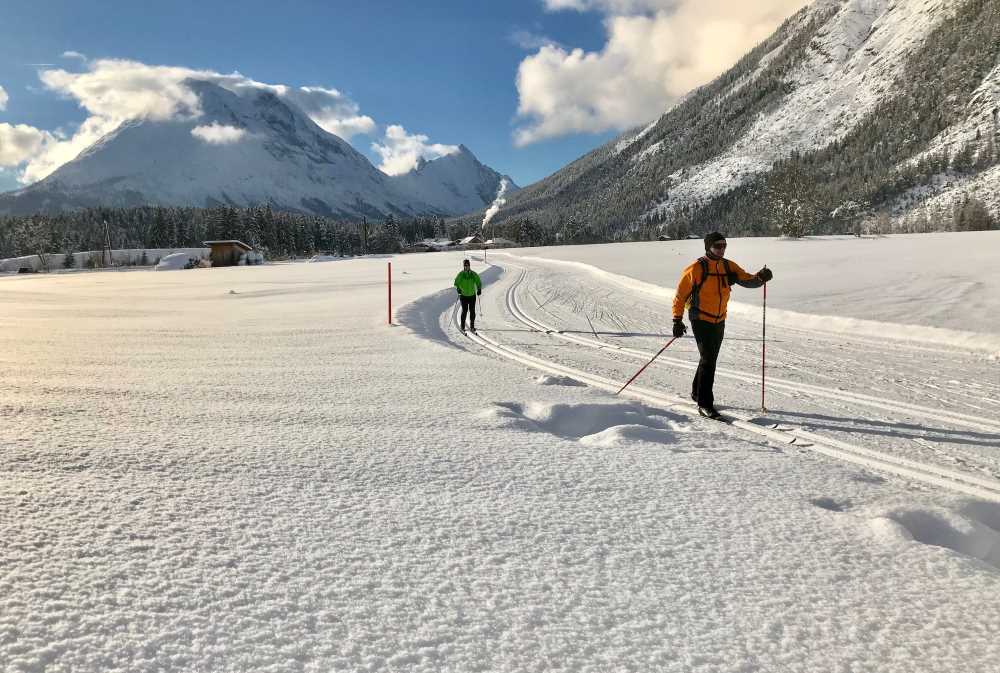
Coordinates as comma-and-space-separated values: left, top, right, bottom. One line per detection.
698, 406, 723, 420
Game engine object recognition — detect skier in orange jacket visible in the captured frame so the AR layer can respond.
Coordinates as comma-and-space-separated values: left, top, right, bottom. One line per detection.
671, 232, 772, 419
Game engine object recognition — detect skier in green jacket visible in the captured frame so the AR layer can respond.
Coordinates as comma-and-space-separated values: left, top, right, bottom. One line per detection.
454, 259, 482, 333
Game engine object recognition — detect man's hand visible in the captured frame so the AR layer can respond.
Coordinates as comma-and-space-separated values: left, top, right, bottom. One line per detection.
477, 290, 482, 296
672, 319, 687, 338
757, 268, 773, 282
457, 288, 462, 296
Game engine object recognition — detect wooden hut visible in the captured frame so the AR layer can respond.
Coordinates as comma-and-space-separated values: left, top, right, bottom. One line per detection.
457, 235, 485, 249
204, 240, 252, 267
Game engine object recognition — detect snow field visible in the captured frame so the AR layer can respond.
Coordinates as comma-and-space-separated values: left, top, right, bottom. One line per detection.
506, 232, 1000, 351
2, 246, 999, 672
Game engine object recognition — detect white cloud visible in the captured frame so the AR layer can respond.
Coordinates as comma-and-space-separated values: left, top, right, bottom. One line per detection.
191, 122, 247, 144
10, 58, 383, 184
510, 30, 563, 51
40, 60, 207, 122
283, 86, 376, 139
62, 50, 88, 62
0, 123, 56, 167
515, 0, 808, 145
0, 85, 7, 110
371, 125, 460, 176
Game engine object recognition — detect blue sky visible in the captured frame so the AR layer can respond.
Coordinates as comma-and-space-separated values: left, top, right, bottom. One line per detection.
0, 0, 805, 193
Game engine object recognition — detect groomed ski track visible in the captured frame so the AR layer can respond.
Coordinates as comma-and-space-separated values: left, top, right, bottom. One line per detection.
449, 256, 1000, 503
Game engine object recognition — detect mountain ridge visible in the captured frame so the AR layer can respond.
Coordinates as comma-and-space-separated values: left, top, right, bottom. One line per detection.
0, 80, 517, 219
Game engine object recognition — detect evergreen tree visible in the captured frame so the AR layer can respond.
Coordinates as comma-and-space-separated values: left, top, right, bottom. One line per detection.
764, 163, 817, 238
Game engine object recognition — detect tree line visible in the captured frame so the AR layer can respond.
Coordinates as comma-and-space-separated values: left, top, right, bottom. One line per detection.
0, 205, 503, 262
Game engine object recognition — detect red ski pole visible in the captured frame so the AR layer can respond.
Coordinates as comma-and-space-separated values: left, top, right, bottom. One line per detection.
616, 336, 679, 395
761, 266, 767, 412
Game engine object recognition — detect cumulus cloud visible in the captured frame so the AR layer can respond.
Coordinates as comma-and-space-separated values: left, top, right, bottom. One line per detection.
191, 122, 247, 144
371, 125, 460, 176
8, 58, 383, 184
283, 86, 376, 139
515, 0, 808, 145
0, 123, 56, 167
40, 60, 206, 122
0, 85, 7, 110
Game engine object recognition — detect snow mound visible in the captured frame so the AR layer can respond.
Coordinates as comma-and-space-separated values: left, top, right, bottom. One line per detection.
534, 374, 585, 387
154, 252, 201, 271
486, 401, 689, 444
869, 504, 1000, 570
578, 424, 685, 449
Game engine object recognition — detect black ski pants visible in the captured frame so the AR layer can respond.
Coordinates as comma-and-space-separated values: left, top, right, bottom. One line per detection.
460, 295, 477, 329
691, 319, 725, 407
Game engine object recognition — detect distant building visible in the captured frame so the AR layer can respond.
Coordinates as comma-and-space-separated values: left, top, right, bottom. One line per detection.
458, 235, 485, 248
401, 242, 439, 254
204, 240, 253, 267
485, 237, 519, 248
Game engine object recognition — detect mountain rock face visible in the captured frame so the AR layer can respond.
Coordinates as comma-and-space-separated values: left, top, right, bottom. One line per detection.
0, 80, 516, 218
489, 0, 999, 239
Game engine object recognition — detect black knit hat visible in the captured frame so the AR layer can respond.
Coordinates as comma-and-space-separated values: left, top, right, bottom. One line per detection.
704, 231, 726, 251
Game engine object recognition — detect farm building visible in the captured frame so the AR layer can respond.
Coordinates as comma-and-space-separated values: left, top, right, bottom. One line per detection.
204, 240, 253, 267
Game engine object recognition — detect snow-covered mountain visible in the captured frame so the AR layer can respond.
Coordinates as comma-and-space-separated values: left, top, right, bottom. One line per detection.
489, 0, 999, 236
0, 80, 516, 218
393, 145, 516, 216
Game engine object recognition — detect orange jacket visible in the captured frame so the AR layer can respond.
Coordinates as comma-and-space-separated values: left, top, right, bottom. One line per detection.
672, 256, 763, 323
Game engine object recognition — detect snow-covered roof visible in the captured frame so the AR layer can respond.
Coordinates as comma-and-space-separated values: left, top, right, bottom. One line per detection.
203, 240, 252, 251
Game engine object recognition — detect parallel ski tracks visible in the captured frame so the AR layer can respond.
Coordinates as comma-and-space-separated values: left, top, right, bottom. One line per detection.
453, 262, 1000, 503
504, 266, 1000, 436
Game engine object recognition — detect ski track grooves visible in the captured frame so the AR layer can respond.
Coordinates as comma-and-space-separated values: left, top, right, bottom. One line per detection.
506, 261, 1000, 436
453, 260, 1000, 503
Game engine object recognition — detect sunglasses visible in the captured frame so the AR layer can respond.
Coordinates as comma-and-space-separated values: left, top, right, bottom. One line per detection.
711, 242, 727, 249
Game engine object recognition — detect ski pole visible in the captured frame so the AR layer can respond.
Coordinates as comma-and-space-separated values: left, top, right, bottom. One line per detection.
615, 336, 679, 395
761, 266, 767, 412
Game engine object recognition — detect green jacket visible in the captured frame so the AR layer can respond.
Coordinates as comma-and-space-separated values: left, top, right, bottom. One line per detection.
454, 269, 482, 297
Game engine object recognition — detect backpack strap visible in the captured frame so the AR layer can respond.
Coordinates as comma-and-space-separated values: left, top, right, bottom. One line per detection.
687, 256, 728, 321
687, 257, 709, 318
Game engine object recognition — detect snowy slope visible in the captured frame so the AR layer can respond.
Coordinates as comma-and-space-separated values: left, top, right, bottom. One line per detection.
494, 0, 999, 233
0, 80, 511, 219
2, 235, 1000, 672
659, 0, 951, 211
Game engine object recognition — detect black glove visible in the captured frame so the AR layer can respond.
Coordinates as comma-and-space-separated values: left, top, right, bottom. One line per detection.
477, 290, 482, 296
672, 319, 687, 338
757, 268, 773, 282
456, 289, 462, 296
